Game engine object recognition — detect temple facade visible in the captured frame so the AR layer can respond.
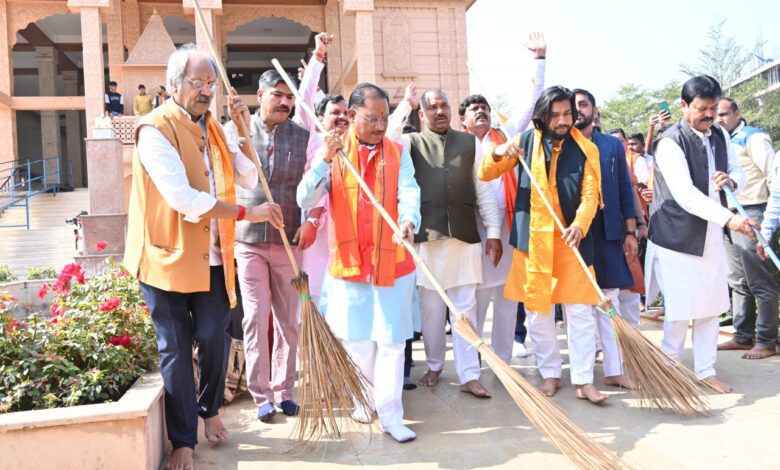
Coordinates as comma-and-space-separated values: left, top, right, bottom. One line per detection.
0, 0, 476, 188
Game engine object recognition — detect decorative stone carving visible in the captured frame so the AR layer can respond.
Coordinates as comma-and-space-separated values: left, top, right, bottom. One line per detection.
221, 6, 324, 35
381, 16, 416, 79
354, 11, 375, 82
138, 4, 193, 33
8, 2, 70, 46
125, 12, 176, 65
342, 0, 374, 14
66, 0, 111, 8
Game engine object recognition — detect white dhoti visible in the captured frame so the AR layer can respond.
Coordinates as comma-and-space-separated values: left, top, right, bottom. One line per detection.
476, 286, 517, 363
618, 289, 641, 328
528, 303, 597, 384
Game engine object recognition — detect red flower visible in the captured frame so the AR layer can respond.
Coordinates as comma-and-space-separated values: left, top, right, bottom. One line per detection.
50, 317, 59, 324
60, 263, 86, 285
142, 305, 150, 315
99, 297, 121, 313
38, 283, 49, 299
117, 269, 130, 278
50, 302, 64, 316
9, 320, 19, 330
48, 355, 61, 361
96, 241, 108, 252
107, 333, 133, 347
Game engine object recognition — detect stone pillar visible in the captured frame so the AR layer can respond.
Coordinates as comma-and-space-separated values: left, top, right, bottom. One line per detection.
186, 0, 225, 119
106, 0, 125, 78
72, 3, 107, 138
63, 71, 84, 187
343, 0, 376, 83
0, 0, 18, 166
35, 46, 62, 185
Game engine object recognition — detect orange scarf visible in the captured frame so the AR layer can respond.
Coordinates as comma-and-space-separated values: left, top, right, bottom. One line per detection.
525, 127, 602, 312
206, 118, 239, 308
487, 128, 519, 230
329, 126, 405, 287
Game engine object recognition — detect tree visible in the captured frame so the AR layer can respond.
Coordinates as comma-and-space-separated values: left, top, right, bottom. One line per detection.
599, 82, 681, 137
680, 19, 760, 87
727, 77, 780, 146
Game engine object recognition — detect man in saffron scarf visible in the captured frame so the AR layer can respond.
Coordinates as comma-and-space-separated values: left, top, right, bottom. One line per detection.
479, 86, 608, 403
297, 83, 421, 442
125, 44, 282, 470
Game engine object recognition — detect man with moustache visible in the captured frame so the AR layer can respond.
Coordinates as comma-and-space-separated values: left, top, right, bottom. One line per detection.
125, 44, 282, 469
572, 88, 637, 390
224, 69, 311, 422
645, 75, 754, 393
479, 86, 607, 403
389, 89, 501, 397
457, 32, 547, 362
297, 83, 421, 442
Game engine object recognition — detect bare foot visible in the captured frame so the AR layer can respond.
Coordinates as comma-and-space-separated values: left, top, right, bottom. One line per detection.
717, 340, 753, 351
575, 384, 608, 403
742, 345, 776, 360
538, 378, 561, 397
459, 379, 492, 398
604, 374, 636, 390
163, 447, 194, 470
418, 370, 442, 387
701, 376, 732, 394
204, 415, 229, 443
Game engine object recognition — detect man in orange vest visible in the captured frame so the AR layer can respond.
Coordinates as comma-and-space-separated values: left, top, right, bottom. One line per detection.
297, 82, 421, 442
124, 44, 282, 470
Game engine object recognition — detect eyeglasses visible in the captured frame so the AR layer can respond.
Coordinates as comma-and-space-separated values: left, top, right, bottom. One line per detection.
185, 77, 219, 93
357, 112, 389, 127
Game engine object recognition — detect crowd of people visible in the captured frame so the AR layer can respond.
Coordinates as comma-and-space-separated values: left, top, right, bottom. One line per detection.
104, 81, 170, 117
123, 32, 779, 470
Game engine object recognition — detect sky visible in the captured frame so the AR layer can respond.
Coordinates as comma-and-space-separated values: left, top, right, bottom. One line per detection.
466, 0, 780, 108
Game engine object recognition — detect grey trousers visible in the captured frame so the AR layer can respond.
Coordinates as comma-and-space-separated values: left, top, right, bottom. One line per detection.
726, 204, 779, 348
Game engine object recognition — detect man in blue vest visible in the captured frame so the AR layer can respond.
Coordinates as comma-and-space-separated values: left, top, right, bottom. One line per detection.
573, 88, 637, 390
715, 97, 778, 360
645, 75, 756, 394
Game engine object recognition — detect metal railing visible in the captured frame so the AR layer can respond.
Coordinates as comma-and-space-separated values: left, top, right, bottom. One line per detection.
0, 157, 73, 229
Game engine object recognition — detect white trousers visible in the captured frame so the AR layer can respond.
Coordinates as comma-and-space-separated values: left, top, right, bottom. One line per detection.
419, 284, 480, 384
618, 289, 641, 328
596, 289, 624, 378
661, 315, 719, 380
343, 340, 405, 427
528, 303, 596, 385
475, 285, 517, 363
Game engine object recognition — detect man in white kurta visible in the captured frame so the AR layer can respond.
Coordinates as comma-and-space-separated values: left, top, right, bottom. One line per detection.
389, 89, 501, 397
645, 75, 754, 394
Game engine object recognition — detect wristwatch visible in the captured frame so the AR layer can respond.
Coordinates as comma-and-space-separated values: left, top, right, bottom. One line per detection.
306, 217, 320, 228
625, 230, 638, 239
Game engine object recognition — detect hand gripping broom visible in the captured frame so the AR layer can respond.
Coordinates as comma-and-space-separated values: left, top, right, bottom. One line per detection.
466, 61, 708, 416
723, 186, 780, 271
190, 0, 372, 442
272, 60, 628, 469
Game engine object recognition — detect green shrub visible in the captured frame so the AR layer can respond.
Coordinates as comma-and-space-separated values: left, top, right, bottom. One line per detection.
25, 266, 58, 281
0, 265, 17, 283
0, 262, 157, 413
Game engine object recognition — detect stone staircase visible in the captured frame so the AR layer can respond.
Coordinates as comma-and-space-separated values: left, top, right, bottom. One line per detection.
0, 189, 90, 278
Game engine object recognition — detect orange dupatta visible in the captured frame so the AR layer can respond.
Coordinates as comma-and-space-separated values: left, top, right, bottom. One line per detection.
206, 118, 239, 308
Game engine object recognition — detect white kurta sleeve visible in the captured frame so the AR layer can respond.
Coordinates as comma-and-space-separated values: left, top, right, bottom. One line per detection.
292, 56, 325, 134
503, 58, 546, 137
297, 146, 332, 210
655, 136, 733, 227
472, 136, 501, 238
397, 147, 422, 233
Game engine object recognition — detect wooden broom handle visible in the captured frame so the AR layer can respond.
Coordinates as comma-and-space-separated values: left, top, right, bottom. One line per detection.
270, 59, 463, 317
192, 0, 300, 276
466, 60, 607, 304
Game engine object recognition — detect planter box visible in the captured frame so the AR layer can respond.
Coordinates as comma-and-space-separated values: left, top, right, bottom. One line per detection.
0, 371, 166, 470
0, 279, 56, 319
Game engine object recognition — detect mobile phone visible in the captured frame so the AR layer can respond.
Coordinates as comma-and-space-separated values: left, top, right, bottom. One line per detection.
637, 182, 648, 191
659, 100, 671, 115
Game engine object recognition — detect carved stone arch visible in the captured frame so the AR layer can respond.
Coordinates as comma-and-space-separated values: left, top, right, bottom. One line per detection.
221, 6, 325, 36
8, 3, 71, 46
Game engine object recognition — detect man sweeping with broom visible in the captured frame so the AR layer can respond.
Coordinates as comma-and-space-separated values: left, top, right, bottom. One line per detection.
296, 82, 421, 442
478, 86, 609, 403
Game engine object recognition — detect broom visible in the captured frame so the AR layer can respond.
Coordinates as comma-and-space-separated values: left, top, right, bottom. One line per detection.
272, 60, 628, 469
723, 186, 780, 271
466, 61, 708, 416
190, 0, 373, 442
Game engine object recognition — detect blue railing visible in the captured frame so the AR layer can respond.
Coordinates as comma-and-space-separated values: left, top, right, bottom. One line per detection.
0, 157, 72, 229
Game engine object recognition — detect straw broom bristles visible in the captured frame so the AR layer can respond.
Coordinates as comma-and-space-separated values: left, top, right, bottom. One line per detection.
291, 272, 374, 442
598, 299, 709, 416
454, 315, 630, 470
189, 0, 374, 443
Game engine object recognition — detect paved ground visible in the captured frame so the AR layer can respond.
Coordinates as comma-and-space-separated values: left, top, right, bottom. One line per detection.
192, 318, 780, 469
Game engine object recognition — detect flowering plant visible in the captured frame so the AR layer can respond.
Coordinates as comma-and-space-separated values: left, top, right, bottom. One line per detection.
0, 262, 157, 413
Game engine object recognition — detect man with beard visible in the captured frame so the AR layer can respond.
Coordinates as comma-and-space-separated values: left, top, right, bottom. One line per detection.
646, 75, 754, 393
297, 83, 421, 442
573, 88, 637, 390
714, 97, 778, 360
479, 86, 607, 403
454, 33, 547, 363
388, 89, 501, 397
224, 69, 312, 422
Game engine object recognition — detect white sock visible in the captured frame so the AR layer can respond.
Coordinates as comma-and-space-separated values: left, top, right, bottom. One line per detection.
384, 423, 416, 442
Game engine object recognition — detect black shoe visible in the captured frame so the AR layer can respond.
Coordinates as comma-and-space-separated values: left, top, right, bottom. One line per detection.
719, 314, 733, 327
